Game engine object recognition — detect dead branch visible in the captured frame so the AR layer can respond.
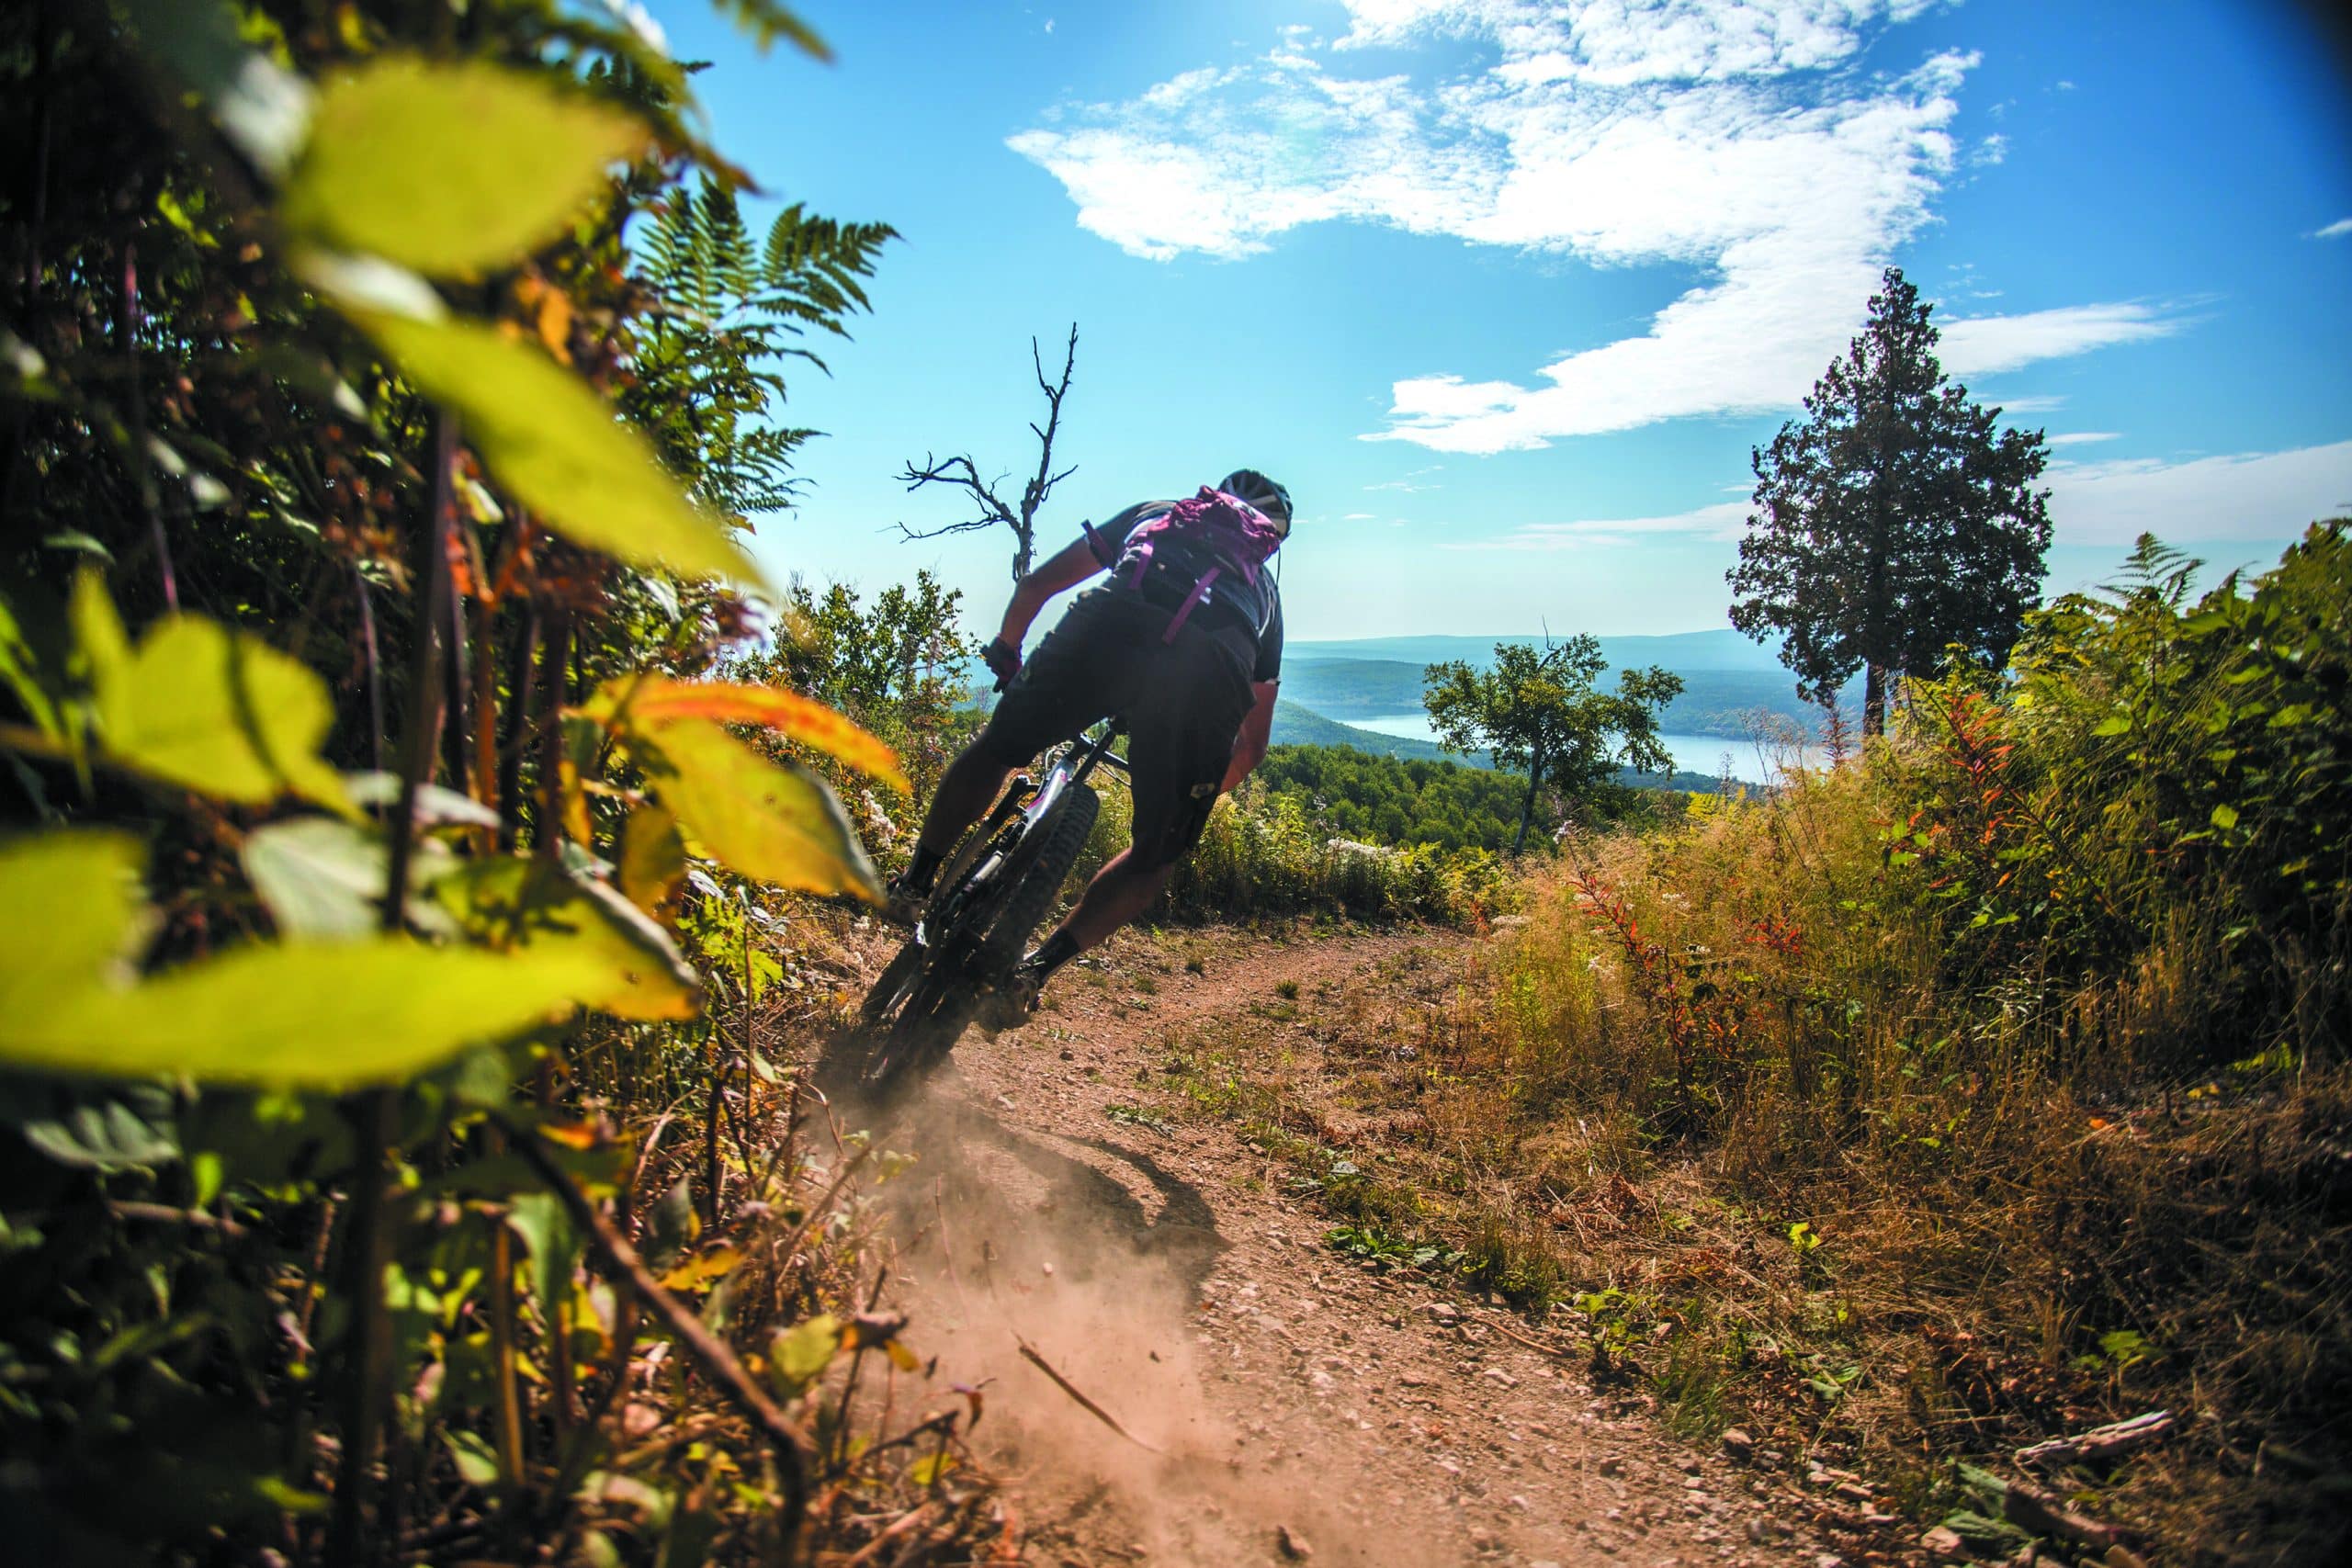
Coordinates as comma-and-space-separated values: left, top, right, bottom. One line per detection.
503, 1122, 815, 1520
2015, 1410, 2175, 1471
1014, 1336, 1163, 1454
2001, 1474, 2128, 1551
895, 324, 1078, 581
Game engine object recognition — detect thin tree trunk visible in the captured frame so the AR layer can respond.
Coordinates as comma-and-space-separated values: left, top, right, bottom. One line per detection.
1864, 661, 1886, 737
1512, 745, 1544, 856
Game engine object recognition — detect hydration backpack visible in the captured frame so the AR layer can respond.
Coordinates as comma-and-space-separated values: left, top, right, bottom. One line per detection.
1088, 486, 1284, 644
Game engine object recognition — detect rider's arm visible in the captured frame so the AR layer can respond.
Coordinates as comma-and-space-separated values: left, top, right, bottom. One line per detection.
996, 536, 1109, 649
1221, 681, 1279, 793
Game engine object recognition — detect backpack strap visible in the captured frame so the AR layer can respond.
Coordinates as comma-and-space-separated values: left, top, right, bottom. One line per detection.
1161, 566, 1220, 644
1080, 516, 1115, 569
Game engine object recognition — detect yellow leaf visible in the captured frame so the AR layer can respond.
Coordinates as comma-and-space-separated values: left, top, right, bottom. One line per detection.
617, 803, 687, 913
589, 676, 907, 793
629, 720, 879, 902
658, 1245, 742, 1293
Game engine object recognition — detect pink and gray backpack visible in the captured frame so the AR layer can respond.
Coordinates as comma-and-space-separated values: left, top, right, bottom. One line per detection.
1089, 486, 1285, 644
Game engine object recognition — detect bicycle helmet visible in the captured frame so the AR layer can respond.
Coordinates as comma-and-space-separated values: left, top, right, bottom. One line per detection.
1217, 468, 1293, 535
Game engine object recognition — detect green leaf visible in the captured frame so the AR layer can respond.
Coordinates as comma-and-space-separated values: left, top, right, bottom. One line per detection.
243, 817, 459, 940
2091, 714, 2132, 738
0, 592, 64, 742
0, 829, 151, 998
630, 720, 878, 901
506, 1190, 582, 1298
282, 59, 646, 276
73, 579, 350, 811
435, 859, 700, 1022
5, 937, 608, 1089
14, 1088, 182, 1173
342, 770, 503, 829
354, 313, 758, 586
443, 1428, 502, 1488
772, 1314, 842, 1391
2209, 803, 2241, 831
0, 829, 609, 1089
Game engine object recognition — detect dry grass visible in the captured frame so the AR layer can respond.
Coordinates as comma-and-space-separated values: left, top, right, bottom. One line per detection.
1137, 757, 2349, 1566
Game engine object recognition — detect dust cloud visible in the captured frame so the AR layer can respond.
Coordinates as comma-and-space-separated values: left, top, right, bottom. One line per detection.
851, 1073, 1381, 1566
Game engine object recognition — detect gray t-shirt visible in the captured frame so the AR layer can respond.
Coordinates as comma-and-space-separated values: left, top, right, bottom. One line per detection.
1092, 499, 1283, 683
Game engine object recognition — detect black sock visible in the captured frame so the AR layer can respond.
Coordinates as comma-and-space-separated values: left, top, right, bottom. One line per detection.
1025, 930, 1082, 980
901, 843, 944, 894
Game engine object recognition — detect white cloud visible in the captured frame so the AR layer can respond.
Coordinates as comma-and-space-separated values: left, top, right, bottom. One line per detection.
2314, 217, 2352, 240
1012, 2, 2170, 451
1940, 302, 2177, 376
1342, 511, 1379, 519
608, 0, 667, 52
1447, 498, 1751, 549
2046, 440, 2352, 546
2046, 431, 2120, 446
1434, 439, 2352, 555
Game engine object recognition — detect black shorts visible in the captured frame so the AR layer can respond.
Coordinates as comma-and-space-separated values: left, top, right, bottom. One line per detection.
974, 585, 1256, 867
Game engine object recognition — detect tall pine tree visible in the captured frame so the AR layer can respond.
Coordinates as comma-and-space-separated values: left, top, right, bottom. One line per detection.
1728, 267, 2053, 734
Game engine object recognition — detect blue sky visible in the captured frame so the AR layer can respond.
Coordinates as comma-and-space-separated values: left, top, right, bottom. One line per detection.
640, 0, 2352, 642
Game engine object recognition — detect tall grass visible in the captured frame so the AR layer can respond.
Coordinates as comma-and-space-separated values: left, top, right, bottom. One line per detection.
1057, 772, 1504, 926
1336, 526, 2346, 1563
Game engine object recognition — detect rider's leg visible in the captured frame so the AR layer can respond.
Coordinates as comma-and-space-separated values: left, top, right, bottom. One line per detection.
1053, 848, 1176, 953
903, 744, 1012, 884
981, 849, 1174, 1029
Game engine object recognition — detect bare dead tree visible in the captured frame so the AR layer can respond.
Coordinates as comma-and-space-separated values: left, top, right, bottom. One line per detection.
896, 323, 1078, 581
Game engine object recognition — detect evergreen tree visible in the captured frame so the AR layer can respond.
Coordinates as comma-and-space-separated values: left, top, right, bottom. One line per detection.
1728, 267, 2053, 733
1423, 637, 1680, 853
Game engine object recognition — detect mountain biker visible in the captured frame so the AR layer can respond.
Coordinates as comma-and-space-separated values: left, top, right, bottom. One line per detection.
884, 469, 1292, 1031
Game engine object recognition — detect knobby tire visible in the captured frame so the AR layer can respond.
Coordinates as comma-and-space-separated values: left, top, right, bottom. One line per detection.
854, 781, 1098, 1095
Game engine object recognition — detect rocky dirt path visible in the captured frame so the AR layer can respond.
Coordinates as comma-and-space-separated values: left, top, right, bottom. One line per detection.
846, 924, 1834, 1568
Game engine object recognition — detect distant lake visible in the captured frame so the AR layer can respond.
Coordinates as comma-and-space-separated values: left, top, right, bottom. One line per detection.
1343, 713, 1829, 779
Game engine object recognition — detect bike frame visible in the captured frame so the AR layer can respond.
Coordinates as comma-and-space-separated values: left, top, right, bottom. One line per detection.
918, 721, 1127, 949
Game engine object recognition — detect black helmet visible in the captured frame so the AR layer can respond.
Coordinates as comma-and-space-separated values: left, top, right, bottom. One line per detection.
1217, 468, 1293, 534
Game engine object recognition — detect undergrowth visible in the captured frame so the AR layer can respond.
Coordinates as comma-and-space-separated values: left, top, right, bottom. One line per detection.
1143, 528, 2351, 1567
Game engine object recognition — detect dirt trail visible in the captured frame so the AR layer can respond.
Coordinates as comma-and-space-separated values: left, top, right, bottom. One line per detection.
848, 926, 1831, 1568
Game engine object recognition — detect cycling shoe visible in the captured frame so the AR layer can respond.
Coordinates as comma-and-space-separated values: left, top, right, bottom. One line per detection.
976, 966, 1044, 1034
881, 874, 928, 930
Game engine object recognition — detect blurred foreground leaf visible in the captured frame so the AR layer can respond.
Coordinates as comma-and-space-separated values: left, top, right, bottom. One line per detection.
0, 831, 606, 1089
356, 314, 758, 586
282, 58, 647, 276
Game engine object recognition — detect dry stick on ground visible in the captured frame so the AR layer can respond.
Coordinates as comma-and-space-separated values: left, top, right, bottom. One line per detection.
2015, 1411, 2176, 1471
895, 323, 1079, 581
502, 1123, 814, 1527
1014, 1338, 1165, 1455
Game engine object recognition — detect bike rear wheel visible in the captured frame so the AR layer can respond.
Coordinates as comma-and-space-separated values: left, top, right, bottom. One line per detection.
853, 780, 1101, 1094
981, 782, 1099, 969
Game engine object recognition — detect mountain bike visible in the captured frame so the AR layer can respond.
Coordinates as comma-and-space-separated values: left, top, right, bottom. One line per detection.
852, 722, 1125, 1093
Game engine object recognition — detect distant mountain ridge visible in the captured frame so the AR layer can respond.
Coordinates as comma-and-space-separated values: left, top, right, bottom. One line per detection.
1287, 628, 1794, 673
1281, 657, 1858, 741
1270, 700, 1729, 793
